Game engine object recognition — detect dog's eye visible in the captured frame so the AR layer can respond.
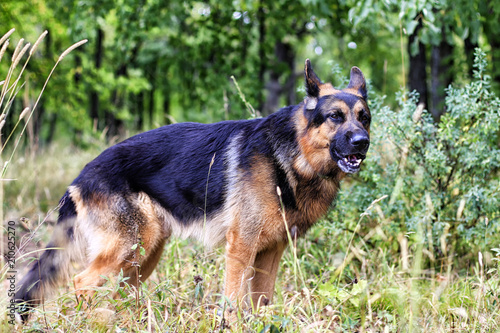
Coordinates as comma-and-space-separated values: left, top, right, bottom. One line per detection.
359, 112, 370, 124
328, 112, 343, 121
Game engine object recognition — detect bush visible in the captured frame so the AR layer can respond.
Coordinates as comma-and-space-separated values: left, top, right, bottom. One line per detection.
332, 48, 500, 267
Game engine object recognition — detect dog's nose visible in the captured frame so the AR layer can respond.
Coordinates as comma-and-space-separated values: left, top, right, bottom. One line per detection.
350, 132, 369, 150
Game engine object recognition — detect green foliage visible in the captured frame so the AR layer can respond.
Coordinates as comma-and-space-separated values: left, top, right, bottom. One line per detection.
349, 0, 483, 50
0, 0, 432, 143
333, 48, 499, 264
2, 0, 498, 145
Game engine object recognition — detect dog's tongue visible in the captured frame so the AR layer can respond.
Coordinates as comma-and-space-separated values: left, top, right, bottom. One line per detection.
347, 155, 358, 163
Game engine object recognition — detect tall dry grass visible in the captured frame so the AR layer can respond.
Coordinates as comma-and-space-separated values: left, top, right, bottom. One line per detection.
0, 28, 87, 330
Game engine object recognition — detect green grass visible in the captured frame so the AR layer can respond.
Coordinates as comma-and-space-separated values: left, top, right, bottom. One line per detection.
1, 144, 499, 332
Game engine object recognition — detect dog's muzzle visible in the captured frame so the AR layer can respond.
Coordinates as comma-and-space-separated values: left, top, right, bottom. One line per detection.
332, 131, 370, 174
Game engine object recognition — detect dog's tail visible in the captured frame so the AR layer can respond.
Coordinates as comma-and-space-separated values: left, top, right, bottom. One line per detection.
15, 191, 83, 322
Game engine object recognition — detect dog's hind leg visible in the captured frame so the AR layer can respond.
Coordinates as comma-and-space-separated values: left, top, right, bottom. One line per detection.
73, 192, 168, 305
73, 231, 167, 304
73, 230, 134, 304
127, 237, 167, 285
250, 242, 286, 308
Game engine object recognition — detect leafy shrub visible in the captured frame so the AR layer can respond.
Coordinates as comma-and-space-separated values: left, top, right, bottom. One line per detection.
332, 48, 500, 266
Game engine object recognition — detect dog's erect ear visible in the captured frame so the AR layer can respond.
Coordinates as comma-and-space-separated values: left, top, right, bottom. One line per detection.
304, 59, 322, 98
347, 66, 367, 100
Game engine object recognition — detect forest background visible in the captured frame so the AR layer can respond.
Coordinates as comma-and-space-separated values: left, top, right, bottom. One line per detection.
1, 0, 500, 331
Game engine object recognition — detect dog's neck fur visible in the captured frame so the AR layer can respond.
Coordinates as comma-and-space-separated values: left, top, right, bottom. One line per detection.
261, 102, 344, 233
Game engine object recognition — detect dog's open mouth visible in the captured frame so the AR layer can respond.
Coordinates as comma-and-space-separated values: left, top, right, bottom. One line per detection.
337, 153, 365, 173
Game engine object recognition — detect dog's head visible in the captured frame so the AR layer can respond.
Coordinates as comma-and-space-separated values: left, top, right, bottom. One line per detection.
296, 59, 370, 176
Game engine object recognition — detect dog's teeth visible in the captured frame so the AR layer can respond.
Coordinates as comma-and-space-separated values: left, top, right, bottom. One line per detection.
342, 156, 362, 168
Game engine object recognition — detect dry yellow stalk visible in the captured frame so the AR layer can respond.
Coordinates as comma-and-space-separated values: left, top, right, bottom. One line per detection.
19, 107, 29, 120
11, 38, 24, 62
30, 30, 48, 56
0, 28, 15, 48
58, 39, 88, 61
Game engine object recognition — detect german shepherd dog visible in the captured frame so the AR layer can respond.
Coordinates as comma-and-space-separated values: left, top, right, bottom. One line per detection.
15, 60, 370, 320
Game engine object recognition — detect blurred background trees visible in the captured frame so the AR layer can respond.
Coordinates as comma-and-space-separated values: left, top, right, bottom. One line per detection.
1, 0, 499, 146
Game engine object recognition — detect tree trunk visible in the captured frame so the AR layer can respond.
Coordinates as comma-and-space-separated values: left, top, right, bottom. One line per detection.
489, 37, 500, 87
136, 92, 144, 131
263, 70, 280, 116
257, 0, 266, 113
274, 41, 296, 106
90, 28, 104, 128
430, 30, 453, 122
45, 113, 57, 144
148, 83, 155, 128
162, 77, 170, 124
464, 35, 478, 79
262, 41, 295, 115
72, 44, 84, 143
484, 0, 500, 88
106, 64, 126, 138
29, 102, 43, 154
408, 16, 428, 109
106, 43, 142, 138
147, 60, 157, 128
30, 29, 54, 150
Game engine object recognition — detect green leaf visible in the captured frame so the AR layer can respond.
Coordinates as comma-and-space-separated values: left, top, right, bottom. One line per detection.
351, 279, 368, 296
406, 20, 419, 35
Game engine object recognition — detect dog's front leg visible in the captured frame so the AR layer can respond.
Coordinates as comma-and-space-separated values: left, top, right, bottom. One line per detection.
224, 228, 256, 307
250, 242, 286, 308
